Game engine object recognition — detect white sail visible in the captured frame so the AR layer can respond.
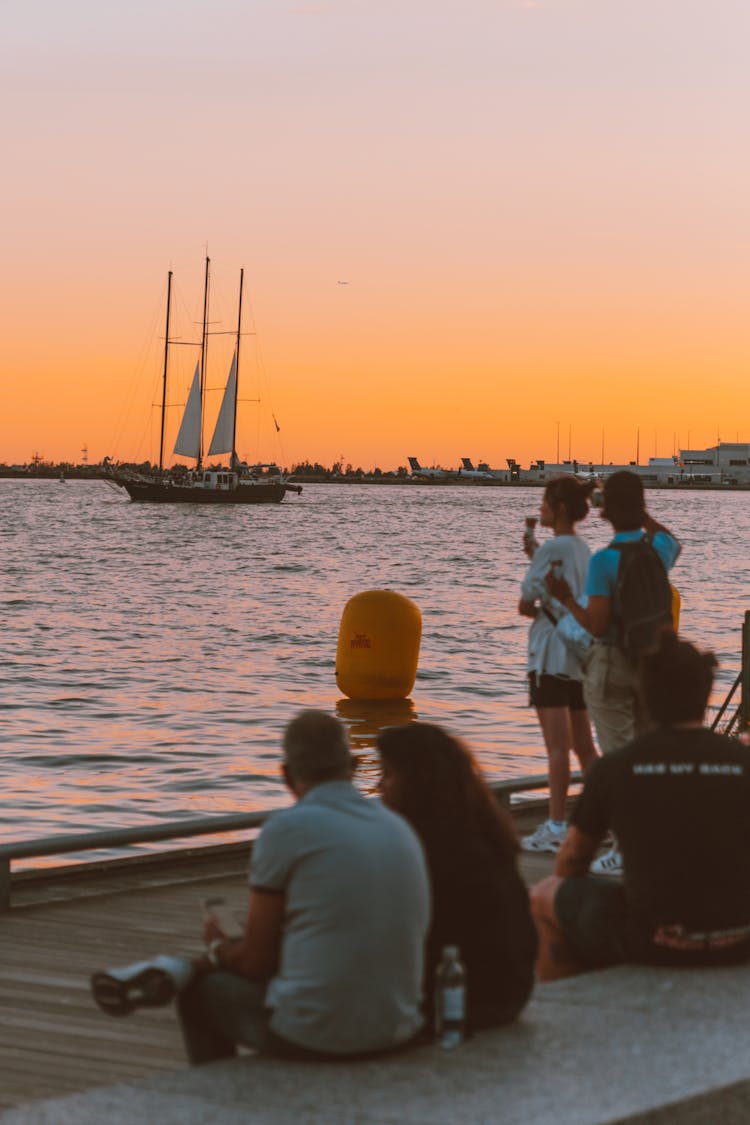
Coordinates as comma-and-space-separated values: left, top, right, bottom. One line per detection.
207, 351, 237, 456
173, 363, 202, 459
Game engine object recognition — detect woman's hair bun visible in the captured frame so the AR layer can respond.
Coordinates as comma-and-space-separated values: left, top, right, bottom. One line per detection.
545, 475, 591, 523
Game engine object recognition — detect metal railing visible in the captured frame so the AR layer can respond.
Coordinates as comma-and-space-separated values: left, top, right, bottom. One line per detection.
742, 612, 750, 734
710, 670, 742, 734
710, 611, 750, 737
0, 773, 564, 912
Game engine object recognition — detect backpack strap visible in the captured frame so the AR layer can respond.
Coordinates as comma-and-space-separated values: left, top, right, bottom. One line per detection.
608, 532, 653, 552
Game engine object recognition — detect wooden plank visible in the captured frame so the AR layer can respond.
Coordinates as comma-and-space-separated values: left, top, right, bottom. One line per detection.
0, 869, 231, 1109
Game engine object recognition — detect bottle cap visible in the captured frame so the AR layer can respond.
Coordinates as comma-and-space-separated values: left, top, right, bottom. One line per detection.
442, 945, 459, 959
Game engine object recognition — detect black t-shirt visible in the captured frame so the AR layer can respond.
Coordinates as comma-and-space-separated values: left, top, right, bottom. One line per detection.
424, 853, 537, 1031
571, 727, 750, 935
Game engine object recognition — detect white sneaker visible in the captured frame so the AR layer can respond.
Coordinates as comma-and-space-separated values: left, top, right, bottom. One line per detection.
590, 848, 623, 876
521, 821, 566, 854
91, 954, 195, 1017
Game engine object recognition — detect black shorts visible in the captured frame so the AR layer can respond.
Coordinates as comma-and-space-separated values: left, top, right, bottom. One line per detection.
554, 876, 632, 967
554, 876, 750, 969
528, 673, 587, 711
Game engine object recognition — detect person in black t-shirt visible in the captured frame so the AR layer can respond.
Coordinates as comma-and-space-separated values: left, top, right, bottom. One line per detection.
378, 723, 537, 1031
530, 630, 750, 980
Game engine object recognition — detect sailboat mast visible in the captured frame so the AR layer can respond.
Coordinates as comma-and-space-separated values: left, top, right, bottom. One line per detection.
232, 269, 244, 470
198, 256, 210, 467
158, 270, 172, 474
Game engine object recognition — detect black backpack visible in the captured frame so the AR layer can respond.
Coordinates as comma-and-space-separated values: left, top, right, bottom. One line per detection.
611, 535, 673, 664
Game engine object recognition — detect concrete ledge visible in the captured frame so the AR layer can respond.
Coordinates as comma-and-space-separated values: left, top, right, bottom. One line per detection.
4, 963, 750, 1125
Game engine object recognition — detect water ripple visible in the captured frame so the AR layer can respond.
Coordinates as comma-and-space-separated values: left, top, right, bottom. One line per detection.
0, 480, 747, 854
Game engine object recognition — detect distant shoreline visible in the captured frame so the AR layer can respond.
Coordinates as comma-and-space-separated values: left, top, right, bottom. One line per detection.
3, 470, 750, 492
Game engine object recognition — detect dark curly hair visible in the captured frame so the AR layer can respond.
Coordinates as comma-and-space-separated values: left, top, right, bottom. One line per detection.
544, 475, 594, 524
376, 723, 519, 878
639, 629, 717, 724
602, 470, 646, 530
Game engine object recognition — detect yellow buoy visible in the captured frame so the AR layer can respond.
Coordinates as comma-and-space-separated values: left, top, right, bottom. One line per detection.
336, 590, 422, 700
671, 585, 681, 631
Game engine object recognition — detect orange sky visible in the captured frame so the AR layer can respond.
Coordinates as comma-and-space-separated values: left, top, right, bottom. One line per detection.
3, 1, 749, 470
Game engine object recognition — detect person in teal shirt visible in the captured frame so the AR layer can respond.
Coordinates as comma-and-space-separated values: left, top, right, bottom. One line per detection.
546, 471, 681, 874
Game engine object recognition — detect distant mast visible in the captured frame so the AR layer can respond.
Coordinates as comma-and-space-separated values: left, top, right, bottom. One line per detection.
198, 257, 210, 468
159, 270, 172, 474
232, 269, 244, 470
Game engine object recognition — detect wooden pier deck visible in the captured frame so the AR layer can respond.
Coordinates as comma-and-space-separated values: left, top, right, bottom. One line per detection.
0, 810, 554, 1112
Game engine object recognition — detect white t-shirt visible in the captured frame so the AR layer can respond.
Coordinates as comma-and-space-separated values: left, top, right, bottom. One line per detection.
250, 780, 430, 1054
521, 534, 591, 679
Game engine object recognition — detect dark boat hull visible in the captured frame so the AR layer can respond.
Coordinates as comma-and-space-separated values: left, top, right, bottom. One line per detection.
120, 479, 287, 504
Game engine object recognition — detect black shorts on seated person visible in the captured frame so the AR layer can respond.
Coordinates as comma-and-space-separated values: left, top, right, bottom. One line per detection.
555, 876, 750, 969
529, 673, 587, 711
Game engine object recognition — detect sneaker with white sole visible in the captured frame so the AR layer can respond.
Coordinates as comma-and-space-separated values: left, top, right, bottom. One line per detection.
590, 847, 623, 876
521, 821, 567, 854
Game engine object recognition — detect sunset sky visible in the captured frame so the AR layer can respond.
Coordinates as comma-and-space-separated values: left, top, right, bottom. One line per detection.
3, 0, 748, 471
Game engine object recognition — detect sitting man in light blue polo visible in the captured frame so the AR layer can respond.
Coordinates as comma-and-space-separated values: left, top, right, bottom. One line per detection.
546, 471, 681, 875
177, 709, 430, 1063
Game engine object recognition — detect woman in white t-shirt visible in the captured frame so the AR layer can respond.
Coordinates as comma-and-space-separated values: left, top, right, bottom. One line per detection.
518, 476, 598, 853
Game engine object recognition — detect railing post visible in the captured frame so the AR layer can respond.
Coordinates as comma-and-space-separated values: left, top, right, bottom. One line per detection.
741, 611, 750, 736
0, 857, 10, 913
0, 780, 565, 911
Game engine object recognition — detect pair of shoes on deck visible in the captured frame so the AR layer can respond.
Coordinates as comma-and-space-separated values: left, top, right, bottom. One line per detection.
91, 954, 195, 1017
590, 847, 623, 876
521, 821, 567, 854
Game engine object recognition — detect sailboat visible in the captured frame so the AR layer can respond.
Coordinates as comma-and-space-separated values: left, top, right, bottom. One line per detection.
113, 260, 302, 505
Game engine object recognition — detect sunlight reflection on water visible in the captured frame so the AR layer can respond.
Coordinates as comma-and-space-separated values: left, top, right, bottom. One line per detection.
1, 479, 749, 854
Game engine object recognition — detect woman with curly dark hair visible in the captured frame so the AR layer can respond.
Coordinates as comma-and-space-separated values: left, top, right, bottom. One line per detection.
377, 723, 537, 1032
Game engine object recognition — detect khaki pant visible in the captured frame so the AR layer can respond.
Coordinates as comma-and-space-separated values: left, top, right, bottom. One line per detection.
584, 643, 647, 755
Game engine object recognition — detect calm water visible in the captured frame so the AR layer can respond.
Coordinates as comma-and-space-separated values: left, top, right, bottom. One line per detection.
1, 480, 748, 856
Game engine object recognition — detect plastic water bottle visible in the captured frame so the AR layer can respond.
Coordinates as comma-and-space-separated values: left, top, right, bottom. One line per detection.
435, 945, 466, 1049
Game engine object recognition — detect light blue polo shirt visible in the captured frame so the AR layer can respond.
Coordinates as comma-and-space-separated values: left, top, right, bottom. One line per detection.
250, 780, 430, 1054
585, 530, 681, 644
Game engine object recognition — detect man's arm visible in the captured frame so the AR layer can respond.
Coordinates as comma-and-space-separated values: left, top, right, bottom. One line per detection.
564, 592, 610, 637
543, 574, 611, 638
554, 825, 602, 877
642, 512, 671, 538
518, 597, 537, 618
643, 510, 682, 564
201, 888, 284, 980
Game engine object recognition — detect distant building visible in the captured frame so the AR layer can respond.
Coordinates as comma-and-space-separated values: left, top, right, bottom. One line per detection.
521, 458, 661, 482
523, 459, 600, 481
516, 447, 750, 486
678, 443, 750, 484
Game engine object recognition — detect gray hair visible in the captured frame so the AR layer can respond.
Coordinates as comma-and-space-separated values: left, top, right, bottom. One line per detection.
282, 710, 353, 784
